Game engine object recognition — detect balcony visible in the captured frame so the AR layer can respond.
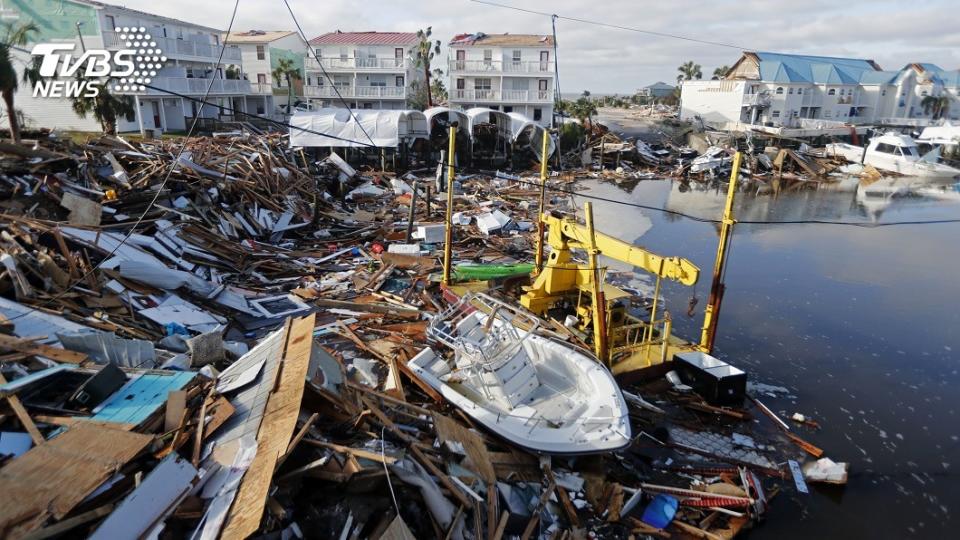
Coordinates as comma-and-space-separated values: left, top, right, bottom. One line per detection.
249, 82, 273, 95
103, 31, 242, 63
116, 76, 252, 96
449, 89, 552, 103
448, 60, 553, 75
303, 85, 407, 99
305, 57, 408, 72
743, 93, 771, 107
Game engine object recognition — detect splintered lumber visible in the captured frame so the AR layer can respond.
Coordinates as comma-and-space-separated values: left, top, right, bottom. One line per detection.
0, 423, 153, 537
0, 372, 44, 445
0, 334, 87, 364
220, 314, 316, 540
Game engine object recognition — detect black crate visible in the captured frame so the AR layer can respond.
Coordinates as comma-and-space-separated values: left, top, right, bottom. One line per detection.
674, 351, 747, 406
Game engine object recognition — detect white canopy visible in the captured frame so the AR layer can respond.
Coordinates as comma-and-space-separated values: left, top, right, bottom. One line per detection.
507, 112, 556, 158
289, 109, 428, 148
423, 107, 471, 138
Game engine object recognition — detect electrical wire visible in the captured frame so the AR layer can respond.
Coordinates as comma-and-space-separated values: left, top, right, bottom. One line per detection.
5, 0, 241, 323
469, 0, 750, 50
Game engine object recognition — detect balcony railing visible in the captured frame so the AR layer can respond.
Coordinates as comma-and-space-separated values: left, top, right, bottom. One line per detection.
116, 76, 252, 96
448, 59, 552, 74
249, 82, 273, 94
305, 57, 408, 71
743, 93, 771, 107
303, 85, 406, 99
103, 31, 242, 62
450, 89, 552, 103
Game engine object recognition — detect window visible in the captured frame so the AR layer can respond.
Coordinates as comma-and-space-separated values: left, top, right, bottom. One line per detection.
474, 78, 491, 90
828, 88, 836, 95
775, 87, 784, 94
771, 110, 781, 118
797, 88, 802, 95
256, 45, 265, 60
456, 79, 465, 90
257, 104, 265, 114
824, 110, 832, 117
315, 48, 322, 58
512, 50, 521, 62
533, 108, 542, 121
788, 88, 794, 94
921, 90, 928, 96
503, 105, 513, 113
874, 143, 896, 154
339, 48, 348, 61
395, 76, 404, 87
483, 50, 492, 66
105, 15, 116, 31
792, 110, 799, 117
257, 73, 266, 84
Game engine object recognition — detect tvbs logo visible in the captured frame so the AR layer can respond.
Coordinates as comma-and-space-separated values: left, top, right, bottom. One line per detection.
31, 27, 167, 98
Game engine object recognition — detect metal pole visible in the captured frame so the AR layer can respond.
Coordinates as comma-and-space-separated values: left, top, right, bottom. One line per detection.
405, 180, 418, 242
584, 202, 608, 363
442, 126, 456, 285
425, 184, 431, 219
534, 130, 549, 274
699, 151, 741, 352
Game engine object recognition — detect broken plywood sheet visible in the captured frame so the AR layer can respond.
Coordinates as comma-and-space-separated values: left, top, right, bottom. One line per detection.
0, 423, 153, 537
89, 371, 196, 428
60, 192, 102, 226
220, 314, 316, 540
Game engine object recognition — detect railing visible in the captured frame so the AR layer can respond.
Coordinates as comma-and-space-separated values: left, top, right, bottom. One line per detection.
873, 117, 936, 127
305, 57, 407, 71
102, 31, 242, 62
450, 89, 551, 102
743, 93, 771, 107
116, 76, 252, 95
449, 59, 552, 74
249, 82, 273, 94
302, 85, 406, 99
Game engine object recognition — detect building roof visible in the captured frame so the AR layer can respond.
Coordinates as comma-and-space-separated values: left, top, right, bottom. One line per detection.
645, 81, 676, 90
737, 51, 883, 85
449, 33, 554, 47
70, 0, 223, 33
224, 30, 297, 43
309, 31, 418, 46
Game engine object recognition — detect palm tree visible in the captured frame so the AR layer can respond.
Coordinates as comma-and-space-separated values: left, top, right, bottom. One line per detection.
570, 97, 598, 130
414, 27, 441, 107
70, 74, 134, 134
1, 22, 39, 142
920, 95, 951, 120
676, 61, 702, 83
712, 65, 730, 80
272, 57, 301, 114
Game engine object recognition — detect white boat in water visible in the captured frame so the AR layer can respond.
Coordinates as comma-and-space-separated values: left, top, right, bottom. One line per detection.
825, 133, 960, 179
408, 293, 631, 455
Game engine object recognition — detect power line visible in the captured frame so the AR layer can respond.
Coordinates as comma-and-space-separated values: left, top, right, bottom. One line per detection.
469, 0, 750, 50
6, 0, 242, 323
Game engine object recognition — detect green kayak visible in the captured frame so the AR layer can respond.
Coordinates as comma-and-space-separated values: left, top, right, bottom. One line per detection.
452, 263, 535, 281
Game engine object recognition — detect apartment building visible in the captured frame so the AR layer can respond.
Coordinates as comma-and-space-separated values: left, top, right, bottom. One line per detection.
223, 30, 308, 117
680, 51, 960, 129
447, 33, 555, 127
303, 31, 423, 110
5, 0, 263, 135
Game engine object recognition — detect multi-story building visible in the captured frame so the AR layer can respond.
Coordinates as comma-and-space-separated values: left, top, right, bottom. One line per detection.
223, 30, 308, 118
303, 31, 423, 110
680, 51, 960, 129
446, 33, 555, 126
637, 82, 676, 99
5, 0, 266, 135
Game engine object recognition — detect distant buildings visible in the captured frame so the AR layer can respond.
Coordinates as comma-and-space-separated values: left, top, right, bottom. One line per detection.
223, 30, 308, 115
447, 33, 555, 126
680, 51, 960, 129
637, 82, 676, 98
304, 31, 423, 110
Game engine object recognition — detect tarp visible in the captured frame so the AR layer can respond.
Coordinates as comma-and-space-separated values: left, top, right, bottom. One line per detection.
289, 109, 428, 148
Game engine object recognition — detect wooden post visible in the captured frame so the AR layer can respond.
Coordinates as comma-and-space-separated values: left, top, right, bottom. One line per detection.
442, 126, 456, 285
406, 181, 418, 242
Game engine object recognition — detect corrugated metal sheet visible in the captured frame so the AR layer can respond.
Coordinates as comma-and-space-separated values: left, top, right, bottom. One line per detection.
309, 31, 417, 46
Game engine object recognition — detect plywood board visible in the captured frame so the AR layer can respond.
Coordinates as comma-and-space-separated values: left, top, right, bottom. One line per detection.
220, 314, 315, 540
0, 423, 153, 537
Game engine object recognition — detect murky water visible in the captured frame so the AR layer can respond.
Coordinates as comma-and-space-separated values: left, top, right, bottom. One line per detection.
574, 177, 960, 539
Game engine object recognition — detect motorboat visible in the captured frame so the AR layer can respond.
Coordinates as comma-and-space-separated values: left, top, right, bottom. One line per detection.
407, 292, 631, 455
825, 133, 960, 179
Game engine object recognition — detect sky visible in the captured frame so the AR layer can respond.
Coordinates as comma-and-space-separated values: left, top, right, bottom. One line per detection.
111, 0, 960, 94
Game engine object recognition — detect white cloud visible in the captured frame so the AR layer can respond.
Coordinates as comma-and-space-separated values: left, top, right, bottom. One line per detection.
114, 0, 957, 93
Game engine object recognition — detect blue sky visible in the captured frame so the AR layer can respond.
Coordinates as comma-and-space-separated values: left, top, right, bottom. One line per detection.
112, 0, 959, 93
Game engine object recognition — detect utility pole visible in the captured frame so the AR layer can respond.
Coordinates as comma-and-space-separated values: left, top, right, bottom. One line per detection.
75, 22, 86, 52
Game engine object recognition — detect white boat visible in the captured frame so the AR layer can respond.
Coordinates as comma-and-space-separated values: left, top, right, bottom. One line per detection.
408, 293, 631, 455
825, 133, 960, 179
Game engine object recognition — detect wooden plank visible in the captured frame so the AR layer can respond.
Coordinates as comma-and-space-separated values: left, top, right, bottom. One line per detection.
303, 439, 398, 465
164, 390, 187, 432
0, 334, 87, 364
432, 413, 495, 484
378, 514, 417, 540
0, 423, 153, 537
0, 372, 44, 445
19, 503, 115, 540
491, 511, 510, 540
220, 314, 316, 540
397, 358, 444, 403
276, 412, 319, 470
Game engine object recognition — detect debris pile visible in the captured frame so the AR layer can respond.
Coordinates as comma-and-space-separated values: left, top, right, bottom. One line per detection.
0, 132, 843, 539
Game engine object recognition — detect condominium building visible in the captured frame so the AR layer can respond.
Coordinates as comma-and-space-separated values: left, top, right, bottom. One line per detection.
303, 31, 423, 110
223, 30, 309, 117
5, 0, 268, 135
447, 33, 555, 126
680, 51, 960, 129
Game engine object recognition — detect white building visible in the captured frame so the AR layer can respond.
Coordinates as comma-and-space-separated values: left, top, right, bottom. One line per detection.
223, 30, 308, 118
447, 33, 555, 126
6, 0, 271, 135
303, 31, 423, 110
680, 52, 960, 129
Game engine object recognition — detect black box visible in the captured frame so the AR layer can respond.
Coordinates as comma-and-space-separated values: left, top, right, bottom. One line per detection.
69, 363, 127, 410
674, 351, 747, 406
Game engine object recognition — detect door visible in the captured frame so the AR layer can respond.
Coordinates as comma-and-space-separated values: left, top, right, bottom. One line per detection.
395, 48, 404, 68
538, 79, 548, 100
456, 78, 465, 99
151, 101, 161, 128
456, 50, 466, 70
540, 51, 549, 71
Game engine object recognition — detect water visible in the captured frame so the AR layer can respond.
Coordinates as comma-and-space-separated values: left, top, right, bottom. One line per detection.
574, 177, 960, 539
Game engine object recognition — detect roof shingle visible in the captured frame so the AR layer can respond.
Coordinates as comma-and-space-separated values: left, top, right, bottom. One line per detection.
449, 33, 554, 47
309, 31, 418, 46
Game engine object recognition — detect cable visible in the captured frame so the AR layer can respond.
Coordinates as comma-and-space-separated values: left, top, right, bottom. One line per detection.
280, 0, 377, 148
5, 0, 241, 323
470, 0, 750, 50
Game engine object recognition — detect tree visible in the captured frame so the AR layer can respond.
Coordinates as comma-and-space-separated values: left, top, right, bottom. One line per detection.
921, 95, 951, 120
676, 61, 702, 83
414, 27, 441, 107
272, 57, 301, 114
1, 21, 39, 142
712, 65, 730, 80
569, 96, 598, 129
225, 65, 240, 80
430, 67, 447, 105
70, 74, 135, 134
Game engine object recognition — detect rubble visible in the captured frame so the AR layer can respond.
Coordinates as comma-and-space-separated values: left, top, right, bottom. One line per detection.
0, 130, 844, 539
